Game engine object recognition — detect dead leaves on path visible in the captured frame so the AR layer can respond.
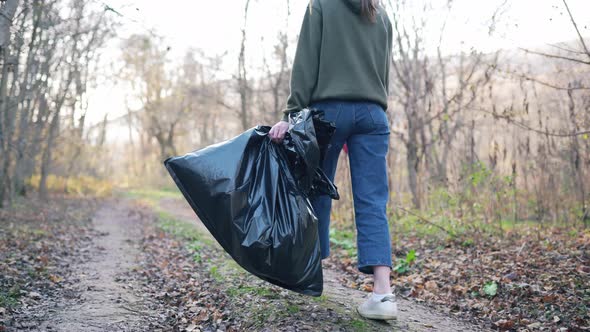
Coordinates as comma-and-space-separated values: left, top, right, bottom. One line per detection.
329, 228, 590, 331
131, 212, 383, 331
0, 197, 97, 330
131, 228, 238, 331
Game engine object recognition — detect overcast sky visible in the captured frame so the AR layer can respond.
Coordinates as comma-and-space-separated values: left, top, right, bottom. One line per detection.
86, 0, 590, 130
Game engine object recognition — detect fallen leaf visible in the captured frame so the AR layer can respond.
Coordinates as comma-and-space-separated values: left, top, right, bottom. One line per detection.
195, 310, 209, 322
494, 319, 514, 330
28, 291, 42, 299
362, 284, 373, 292
452, 285, 467, 295
425, 281, 438, 291
527, 322, 542, 329
49, 274, 63, 283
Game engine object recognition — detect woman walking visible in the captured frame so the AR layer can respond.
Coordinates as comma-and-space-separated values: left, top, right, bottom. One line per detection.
268, 0, 396, 320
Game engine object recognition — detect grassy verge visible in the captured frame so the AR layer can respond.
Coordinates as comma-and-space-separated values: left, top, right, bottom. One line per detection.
124, 188, 385, 331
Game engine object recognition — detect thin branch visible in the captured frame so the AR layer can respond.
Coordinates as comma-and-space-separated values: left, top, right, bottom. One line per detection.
471, 107, 590, 137
562, 0, 590, 60
394, 205, 455, 237
499, 71, 590, 91
519, 47, 590, 65
216, 99, 237, 113
547, 42, 588, 55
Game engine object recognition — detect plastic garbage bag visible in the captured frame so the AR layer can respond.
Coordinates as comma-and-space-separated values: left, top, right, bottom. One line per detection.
164, 109, 338, 296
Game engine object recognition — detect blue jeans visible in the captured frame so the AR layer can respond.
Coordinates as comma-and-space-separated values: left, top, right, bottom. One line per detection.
309, 100, 392, 274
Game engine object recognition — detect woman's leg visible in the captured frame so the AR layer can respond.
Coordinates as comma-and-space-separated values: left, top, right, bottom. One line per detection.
308, 101, 348, 258
346, 102, 392, 287
310, 143, 344, 259
373, 266, 392, 294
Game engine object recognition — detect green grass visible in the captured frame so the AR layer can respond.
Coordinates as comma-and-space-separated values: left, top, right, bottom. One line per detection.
312, 295, 328, 303
121, 188, 182, 204
226, 285, 275, 298
390, 209, 562, 244
29, 228, 48, 236
252, 310, 272, 328
158, 212, 204, 242
123, 188, 232, 284
209, 266, 222, 281
330, 228, 357, 257
286, 304, 300, 314
392, 213, 462, 241
461, 238, 475, 247
0, 285, 21, 308
121, 188, 210, 245
188, 240, 205, 263
350, 318, 369, 330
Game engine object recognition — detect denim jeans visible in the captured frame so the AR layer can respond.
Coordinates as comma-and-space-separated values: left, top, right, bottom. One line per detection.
309, 99, 392, 274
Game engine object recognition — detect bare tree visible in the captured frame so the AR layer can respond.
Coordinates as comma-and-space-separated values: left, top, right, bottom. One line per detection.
0, 0, 19, 48
120, 34, 182, 162
509, 0, 590, 225
0, 0, 20, 206
0, 0, 115, 204
259, 31, 290, 124
237, 0, 252, 130
386, 0, 496, 208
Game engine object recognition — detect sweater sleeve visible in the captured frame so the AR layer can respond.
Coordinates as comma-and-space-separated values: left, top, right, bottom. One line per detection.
282, 3, 323, 122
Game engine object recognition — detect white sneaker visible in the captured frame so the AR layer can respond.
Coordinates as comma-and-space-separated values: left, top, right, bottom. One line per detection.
357, 293, 398, 320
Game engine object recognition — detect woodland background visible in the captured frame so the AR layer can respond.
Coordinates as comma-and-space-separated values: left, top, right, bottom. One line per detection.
1, 0, 588, 226
0, 0, 588, 330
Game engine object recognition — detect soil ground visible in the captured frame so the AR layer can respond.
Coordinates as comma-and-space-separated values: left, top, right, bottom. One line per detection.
2, 196, 489, 331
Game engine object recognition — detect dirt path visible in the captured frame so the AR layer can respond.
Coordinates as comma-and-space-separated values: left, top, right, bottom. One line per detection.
322, 268, 485, 331
158, 197, 489, 332
36, 200, 160, 331
23, 197, 486, 331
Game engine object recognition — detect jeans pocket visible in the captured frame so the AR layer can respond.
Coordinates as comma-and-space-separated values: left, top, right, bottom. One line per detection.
311, 101, 342, 125
367, 105, 390, 130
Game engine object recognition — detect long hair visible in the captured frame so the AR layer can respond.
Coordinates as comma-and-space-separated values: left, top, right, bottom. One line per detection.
360, 0, 378, 23
308, 1, 379, 23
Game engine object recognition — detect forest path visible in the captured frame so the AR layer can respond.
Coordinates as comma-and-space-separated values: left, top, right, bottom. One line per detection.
158, 197, 489, 332
36, 200, 159, 331
30, 197, 487, 331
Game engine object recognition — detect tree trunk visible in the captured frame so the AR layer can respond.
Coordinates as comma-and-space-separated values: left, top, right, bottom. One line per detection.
237, 0, 251, 130
406, 118, 421, 209
39, 110, 59, 200
13, 1, 42, 196
0, 47, 12, 207
0, 0, 19, 49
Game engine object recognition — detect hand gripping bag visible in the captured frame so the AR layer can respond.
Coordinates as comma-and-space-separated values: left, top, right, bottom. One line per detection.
163, 109, 338, 296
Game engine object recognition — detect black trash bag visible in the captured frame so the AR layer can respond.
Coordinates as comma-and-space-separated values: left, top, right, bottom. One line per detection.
163, 109, 338, 296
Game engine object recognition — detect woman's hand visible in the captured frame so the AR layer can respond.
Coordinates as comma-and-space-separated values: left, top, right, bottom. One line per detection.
269, 121, 290, 143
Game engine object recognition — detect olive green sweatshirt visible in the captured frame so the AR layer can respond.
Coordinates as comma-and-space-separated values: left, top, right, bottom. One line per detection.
282, 0, 393, 121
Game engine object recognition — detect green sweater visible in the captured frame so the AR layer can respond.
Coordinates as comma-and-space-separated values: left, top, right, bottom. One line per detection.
283, 0, 393, 121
